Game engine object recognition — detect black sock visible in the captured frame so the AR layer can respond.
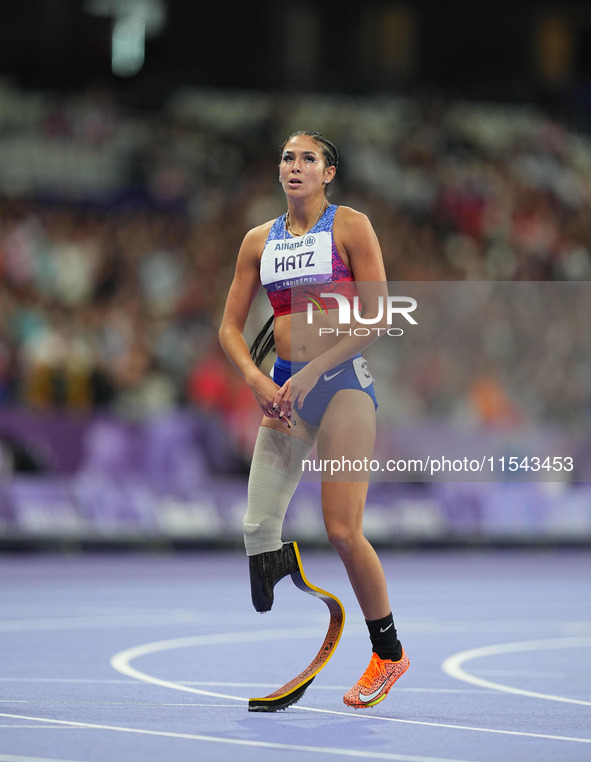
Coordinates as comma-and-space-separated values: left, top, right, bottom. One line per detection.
366, 612, 402, 661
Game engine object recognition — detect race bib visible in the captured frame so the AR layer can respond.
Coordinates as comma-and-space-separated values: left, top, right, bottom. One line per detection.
353, 356, 374, 389
260, 230, 333, 292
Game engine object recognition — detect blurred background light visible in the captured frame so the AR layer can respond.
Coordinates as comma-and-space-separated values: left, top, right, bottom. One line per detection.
84, 0, 167, 77
111, 16, 145, 76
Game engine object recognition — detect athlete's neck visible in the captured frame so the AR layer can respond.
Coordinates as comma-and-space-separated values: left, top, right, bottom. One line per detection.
285, 196, 327, 237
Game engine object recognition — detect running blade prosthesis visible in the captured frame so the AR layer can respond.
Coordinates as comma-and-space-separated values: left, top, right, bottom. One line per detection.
248, 541, 345, 712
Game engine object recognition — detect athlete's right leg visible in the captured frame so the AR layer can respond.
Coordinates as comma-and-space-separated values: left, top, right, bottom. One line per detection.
244, 417, 315, 611
244, 416, 345, 711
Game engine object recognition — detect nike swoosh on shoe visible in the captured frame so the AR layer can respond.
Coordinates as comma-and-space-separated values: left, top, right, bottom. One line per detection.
358, 678, 390, 703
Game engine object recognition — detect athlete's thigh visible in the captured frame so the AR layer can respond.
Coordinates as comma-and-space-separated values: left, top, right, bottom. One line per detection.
316, 389, 377, 463
317, 390, 375, 531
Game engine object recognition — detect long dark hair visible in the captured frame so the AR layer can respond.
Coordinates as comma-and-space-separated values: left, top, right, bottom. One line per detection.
250, 314, 275, 368
249, 130, 338, 368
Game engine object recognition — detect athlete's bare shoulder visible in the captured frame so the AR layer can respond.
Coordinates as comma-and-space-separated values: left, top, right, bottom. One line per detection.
238, 218, 276, 264
243, 218, 275, 247
333, 205, 372, 230
333, 205, 376, 249
333, 204, 384, 278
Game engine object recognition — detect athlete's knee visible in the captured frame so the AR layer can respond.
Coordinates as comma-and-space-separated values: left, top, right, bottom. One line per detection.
325, 523, 362, 556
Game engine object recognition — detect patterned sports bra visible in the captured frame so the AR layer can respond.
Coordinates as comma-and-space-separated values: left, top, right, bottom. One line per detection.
259, 204, 357, 317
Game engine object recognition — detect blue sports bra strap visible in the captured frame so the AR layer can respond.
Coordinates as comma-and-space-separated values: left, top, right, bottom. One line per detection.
313, 203, 336, 234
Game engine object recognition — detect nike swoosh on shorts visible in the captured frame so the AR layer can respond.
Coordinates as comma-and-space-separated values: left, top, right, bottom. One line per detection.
324, 369, 345, 381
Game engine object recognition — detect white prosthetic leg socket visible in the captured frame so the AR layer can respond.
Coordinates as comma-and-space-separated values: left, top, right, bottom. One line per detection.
244, 427, 313, 557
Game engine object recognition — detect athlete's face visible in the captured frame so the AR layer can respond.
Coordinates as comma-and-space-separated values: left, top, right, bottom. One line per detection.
279, 135, 336, 196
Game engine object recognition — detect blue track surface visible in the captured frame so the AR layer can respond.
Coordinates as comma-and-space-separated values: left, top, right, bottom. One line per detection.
1, 549, 590, 762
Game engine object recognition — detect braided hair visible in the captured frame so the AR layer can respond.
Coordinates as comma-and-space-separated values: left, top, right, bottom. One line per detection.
250, 314, 275, 368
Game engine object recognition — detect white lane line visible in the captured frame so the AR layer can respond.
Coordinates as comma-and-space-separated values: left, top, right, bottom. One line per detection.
0, 725, 84, 730
110, 632, 591, 745
2, 614, 589, 635
110, 628, 340, 702
293, 705, 591, 745
0, 679, 136, 684
176, 683, 494, 694
442, 636, 591, 706
0, 678, 493, 694
0, 755, 89, 762
470, 671, 566, 678
404, 620, 591, 635
0, 713, 474, 762
0, 614, 197, 633
0, 700, 244, 708
0, 701, 242, 708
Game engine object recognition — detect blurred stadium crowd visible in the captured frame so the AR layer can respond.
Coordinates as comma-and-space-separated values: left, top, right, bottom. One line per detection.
1, 82, 590, 437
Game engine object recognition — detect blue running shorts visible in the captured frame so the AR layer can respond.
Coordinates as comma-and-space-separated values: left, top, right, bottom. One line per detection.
272, 354, 378, 427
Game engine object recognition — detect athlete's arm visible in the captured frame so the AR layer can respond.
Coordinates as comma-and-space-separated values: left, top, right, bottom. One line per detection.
219, 225, 287, 422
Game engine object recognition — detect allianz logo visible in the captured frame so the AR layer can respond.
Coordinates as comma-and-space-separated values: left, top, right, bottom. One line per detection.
274, 235, 315, 251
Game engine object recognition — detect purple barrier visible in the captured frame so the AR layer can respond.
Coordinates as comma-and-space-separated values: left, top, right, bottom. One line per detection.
2, 474, 591, 543
0, 408, 246, 480
1, 409, 591, 542
0, 409, 89, 473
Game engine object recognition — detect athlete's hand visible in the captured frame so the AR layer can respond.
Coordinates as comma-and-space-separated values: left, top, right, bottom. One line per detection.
248, 372, 292, 428
274, 364, 321, 421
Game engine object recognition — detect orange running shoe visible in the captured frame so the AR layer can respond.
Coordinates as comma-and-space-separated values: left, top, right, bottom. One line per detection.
343, 649, 409, 708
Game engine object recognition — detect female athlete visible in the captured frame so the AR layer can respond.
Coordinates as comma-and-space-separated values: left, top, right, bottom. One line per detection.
219, 130, 409, 708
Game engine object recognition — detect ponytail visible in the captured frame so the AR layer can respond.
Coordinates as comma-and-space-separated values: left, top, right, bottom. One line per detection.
250, 315, 275, 368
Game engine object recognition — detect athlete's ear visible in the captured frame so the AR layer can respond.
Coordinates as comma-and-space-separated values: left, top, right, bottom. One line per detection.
324, 165, 336, 185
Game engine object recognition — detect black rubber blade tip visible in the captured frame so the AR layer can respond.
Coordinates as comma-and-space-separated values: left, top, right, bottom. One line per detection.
248, 677, 315, 712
